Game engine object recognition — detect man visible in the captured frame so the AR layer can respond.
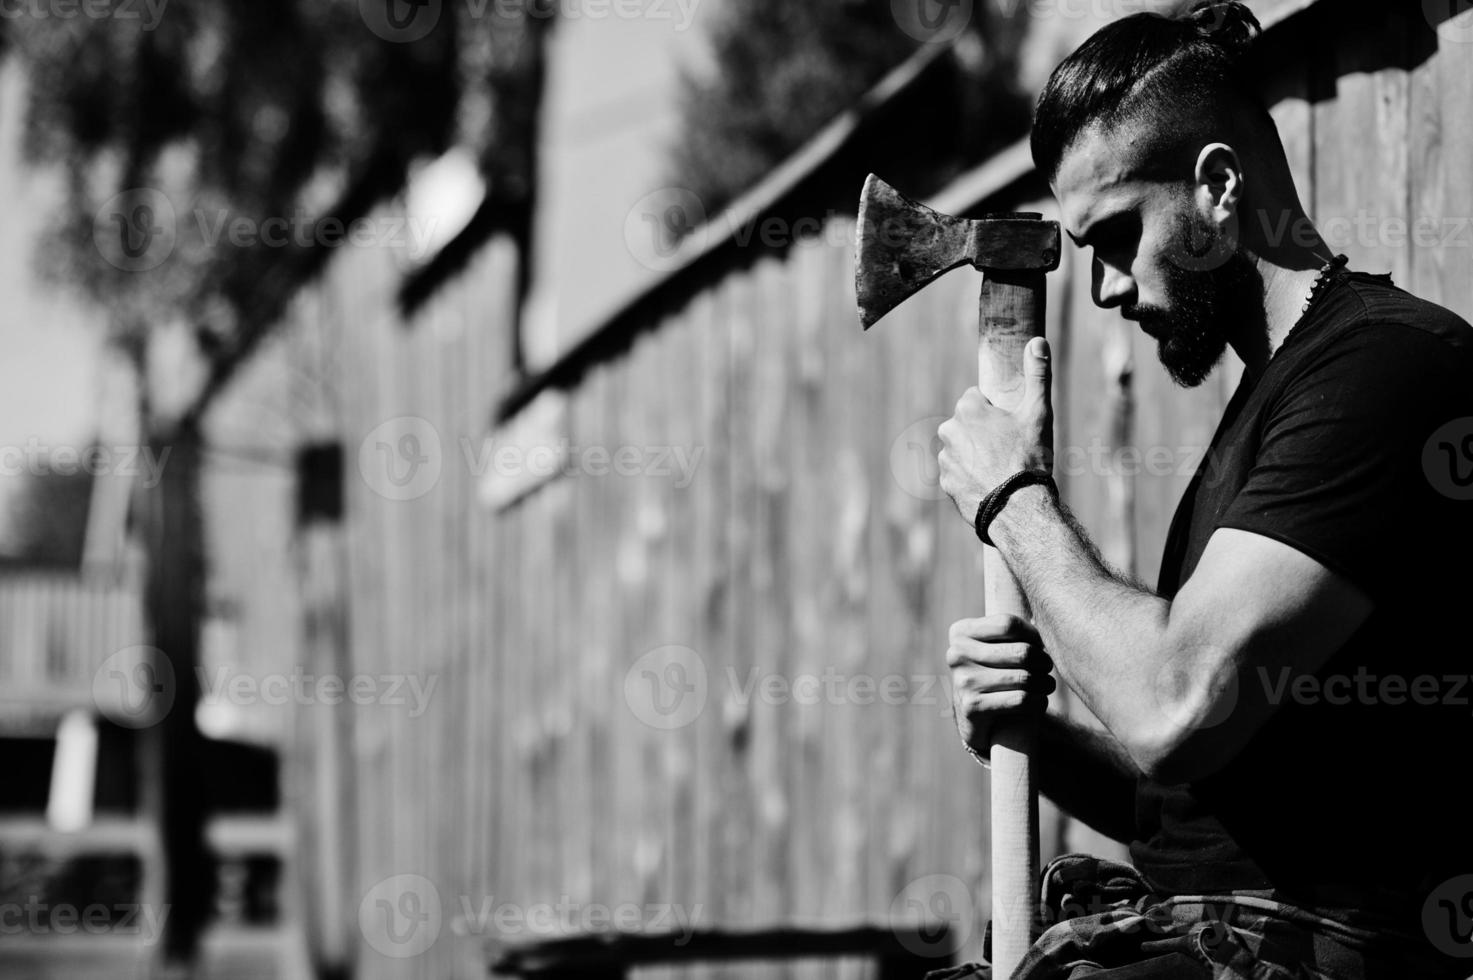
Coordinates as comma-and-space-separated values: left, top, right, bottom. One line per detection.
935, 3, 1473, 978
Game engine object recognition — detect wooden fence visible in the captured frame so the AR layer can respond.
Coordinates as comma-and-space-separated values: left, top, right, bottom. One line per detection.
203, 5, 1473, 979
0, 568, 146, 721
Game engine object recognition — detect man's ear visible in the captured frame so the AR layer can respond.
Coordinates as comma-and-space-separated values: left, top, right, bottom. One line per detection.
1194, 142, 1243, 229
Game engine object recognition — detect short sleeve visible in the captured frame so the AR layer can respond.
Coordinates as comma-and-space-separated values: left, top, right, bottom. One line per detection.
1212, 322, 1468, 601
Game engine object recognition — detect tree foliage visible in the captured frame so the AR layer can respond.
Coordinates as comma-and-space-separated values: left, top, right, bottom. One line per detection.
4, 0, 553, 421
669, 0, 1030, 214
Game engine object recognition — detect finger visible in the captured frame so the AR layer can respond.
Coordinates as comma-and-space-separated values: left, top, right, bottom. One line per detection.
1022, 336, 1052, 416
946, 637, 1035, 670
958, 688, 1050, 719
937, 419, 956, 446
954, 668, 1057, 697
950, 614, 1043, 646
955, 387, 993, 416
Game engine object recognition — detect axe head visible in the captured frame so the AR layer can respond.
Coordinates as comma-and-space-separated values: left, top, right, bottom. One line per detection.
855, 173, 1060, 329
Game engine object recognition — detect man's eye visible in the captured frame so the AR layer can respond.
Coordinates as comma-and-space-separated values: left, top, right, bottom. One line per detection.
1094, 223, 1137, 254
1090, 214, 1139, 252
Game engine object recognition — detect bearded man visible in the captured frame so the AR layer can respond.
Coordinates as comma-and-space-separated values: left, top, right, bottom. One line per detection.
934, 3, 1473, 977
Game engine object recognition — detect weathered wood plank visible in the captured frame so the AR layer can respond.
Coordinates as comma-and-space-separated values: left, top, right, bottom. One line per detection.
1410, 11, 1473, 320
1311, 7, 1412, 282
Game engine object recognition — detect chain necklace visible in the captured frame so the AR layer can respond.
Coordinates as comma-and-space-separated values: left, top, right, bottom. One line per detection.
1297, 252, 1350, 324
1276, 252, 1349, 356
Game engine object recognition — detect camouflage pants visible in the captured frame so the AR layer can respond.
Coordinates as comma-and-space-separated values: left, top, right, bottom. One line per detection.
922, 854, 1457, 980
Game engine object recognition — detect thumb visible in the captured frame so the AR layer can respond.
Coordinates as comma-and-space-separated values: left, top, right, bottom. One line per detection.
1023, 336, 1052, 410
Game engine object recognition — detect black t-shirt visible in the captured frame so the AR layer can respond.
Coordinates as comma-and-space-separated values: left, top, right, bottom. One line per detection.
1132, 268, 1473, 935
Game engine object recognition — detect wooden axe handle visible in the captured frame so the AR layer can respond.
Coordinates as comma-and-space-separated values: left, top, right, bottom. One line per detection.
977, 269, 1045, 977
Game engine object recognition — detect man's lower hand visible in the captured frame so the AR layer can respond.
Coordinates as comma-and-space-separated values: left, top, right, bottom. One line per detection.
948, 614, 1055, 761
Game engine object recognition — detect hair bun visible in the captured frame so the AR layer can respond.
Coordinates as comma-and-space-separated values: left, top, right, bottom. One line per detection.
1183, 1, 1260, 59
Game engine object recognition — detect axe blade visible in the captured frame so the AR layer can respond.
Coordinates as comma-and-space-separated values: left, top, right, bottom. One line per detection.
855, 173, 1061, 329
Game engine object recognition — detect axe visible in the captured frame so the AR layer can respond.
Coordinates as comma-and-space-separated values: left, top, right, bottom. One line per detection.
855, 174, 1059, 976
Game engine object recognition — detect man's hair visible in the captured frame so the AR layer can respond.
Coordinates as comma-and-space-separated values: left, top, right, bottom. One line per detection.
1030, 1, 1273, 184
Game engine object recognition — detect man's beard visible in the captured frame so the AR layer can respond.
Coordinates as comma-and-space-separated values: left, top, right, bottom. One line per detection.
1126, 231, 1263, 388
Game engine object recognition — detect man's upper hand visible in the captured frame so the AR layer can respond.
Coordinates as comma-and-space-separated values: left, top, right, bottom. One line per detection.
937, 336, 1054, 527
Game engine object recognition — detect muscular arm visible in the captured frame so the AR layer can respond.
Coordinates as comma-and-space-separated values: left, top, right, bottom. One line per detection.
988, 484, 1371, 784
1036, 708, 1139, 844
936, 321, 1440, 788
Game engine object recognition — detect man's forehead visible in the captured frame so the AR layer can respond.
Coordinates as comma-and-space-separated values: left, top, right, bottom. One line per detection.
1051, 128, 1147, 238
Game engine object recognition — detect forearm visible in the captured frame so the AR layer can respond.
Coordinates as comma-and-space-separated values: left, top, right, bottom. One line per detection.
1036, 709, 1140, 845
987, 484, 1182, 773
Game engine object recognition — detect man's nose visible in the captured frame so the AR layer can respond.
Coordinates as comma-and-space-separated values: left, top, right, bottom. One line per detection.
1092, 256, 1135, 310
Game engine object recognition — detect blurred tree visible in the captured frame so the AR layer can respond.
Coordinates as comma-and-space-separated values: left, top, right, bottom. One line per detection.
9, 0, 552, 400
669, 0, 1030, 215
2, 0, 555, 966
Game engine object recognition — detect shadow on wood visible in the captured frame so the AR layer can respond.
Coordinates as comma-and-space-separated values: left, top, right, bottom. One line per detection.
489, 925, 958, 980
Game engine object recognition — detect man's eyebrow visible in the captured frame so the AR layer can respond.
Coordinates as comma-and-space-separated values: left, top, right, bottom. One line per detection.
1068, 208, 1134, 248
